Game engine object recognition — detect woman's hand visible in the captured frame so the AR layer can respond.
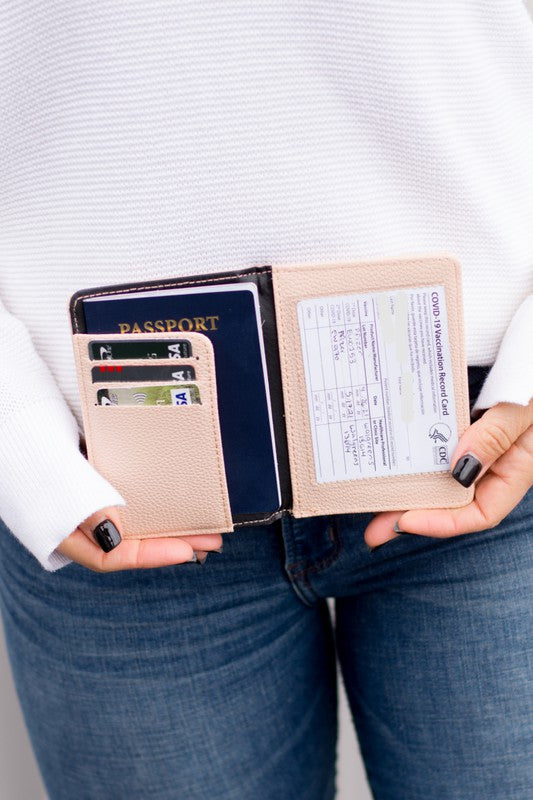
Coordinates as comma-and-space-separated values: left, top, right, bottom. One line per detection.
57, 507, 222, 571
365, 399, 533, 548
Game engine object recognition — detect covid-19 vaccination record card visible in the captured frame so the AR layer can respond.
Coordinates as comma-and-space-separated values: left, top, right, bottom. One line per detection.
298, 285, 457, 484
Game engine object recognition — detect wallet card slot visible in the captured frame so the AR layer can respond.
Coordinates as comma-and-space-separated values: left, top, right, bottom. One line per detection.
72, 331, 232, 538
83, 404, 231, 538
87, 359, 203, 387
87, 358, 201, 366
90, 379, 207, 407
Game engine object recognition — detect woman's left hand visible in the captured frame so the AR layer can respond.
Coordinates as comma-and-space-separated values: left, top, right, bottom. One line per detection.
365, 399, 533, 548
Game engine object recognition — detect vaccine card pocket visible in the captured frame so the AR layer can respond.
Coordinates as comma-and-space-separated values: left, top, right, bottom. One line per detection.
272, 256, 474, 515
72, 331, 233, 539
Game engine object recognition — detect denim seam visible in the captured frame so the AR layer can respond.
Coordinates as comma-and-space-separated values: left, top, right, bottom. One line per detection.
287, 573, 318, 607
287, 521, 345, 604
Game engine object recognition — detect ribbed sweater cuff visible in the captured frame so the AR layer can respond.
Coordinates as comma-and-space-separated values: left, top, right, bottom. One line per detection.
0, 401, 125, 571
472, 295, 533, 412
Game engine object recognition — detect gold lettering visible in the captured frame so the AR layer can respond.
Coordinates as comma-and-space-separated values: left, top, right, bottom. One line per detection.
122, 316, 220, 333
193, 316, 208, 331
205, 315, 219, 331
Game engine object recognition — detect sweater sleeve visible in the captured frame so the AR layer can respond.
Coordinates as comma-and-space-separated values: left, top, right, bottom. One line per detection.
0, 298, 126, 571
472, 294, 533, 413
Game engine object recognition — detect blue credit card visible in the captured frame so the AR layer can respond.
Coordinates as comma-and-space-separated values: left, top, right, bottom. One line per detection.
82, 284, 280, 516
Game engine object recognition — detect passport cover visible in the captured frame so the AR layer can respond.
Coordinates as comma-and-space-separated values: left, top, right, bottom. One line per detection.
70, 253, 473, 539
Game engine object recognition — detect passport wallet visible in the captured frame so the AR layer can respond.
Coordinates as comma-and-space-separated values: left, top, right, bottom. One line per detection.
69, 254, 474, 541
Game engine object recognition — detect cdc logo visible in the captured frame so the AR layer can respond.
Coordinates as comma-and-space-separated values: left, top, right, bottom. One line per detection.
429, 423, 451, 465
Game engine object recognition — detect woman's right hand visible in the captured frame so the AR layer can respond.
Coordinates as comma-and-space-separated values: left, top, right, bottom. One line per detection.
57, 507, 222, 571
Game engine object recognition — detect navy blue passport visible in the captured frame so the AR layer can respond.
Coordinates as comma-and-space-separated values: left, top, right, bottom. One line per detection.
83, 285, 281, 516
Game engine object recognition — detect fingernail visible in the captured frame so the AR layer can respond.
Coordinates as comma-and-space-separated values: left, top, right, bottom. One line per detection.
393, 522, 403, 534
92, 519, 121, 552
393, 522, 415, 536
452, 453, 482, 487
213, 546, 223, 554
188, 553, 198, 562
196, 553, 208, 565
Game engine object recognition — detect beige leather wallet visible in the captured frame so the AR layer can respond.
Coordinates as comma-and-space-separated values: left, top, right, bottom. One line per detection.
70, 254, 473, 540
71, 331, 233, 539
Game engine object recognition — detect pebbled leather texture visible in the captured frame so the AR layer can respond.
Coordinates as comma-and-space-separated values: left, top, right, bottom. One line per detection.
72, 331, 233, 539
272, 254, 474, 517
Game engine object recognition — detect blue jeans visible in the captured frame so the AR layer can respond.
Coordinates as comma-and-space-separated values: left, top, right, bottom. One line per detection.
0, 370, 531, 799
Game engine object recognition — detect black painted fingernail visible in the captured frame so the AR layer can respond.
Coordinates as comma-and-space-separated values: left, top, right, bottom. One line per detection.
452, 453, 482, 487
393, 522, 403, 533
393, 522, 416, 536
93, 519, 121, 552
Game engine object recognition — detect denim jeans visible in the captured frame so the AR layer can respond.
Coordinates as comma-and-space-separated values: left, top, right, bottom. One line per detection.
0, 368, 531, 800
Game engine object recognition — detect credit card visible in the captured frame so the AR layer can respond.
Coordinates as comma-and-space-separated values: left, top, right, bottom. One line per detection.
89, 340, 192, 360
96, 384, 201, 406
92, 364, 196, 383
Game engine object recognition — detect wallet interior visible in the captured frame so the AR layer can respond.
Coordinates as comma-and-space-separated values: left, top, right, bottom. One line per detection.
70, 253, 474, 538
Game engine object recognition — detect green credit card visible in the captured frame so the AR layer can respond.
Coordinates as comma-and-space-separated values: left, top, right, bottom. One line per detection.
96, 384, 201, 406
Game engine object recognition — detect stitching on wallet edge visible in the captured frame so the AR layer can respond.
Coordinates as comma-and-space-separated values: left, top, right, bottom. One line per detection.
202, 342, 233, 531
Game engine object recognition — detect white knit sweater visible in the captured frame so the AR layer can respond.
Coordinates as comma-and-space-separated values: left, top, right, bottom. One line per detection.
1, 1, 532, 570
